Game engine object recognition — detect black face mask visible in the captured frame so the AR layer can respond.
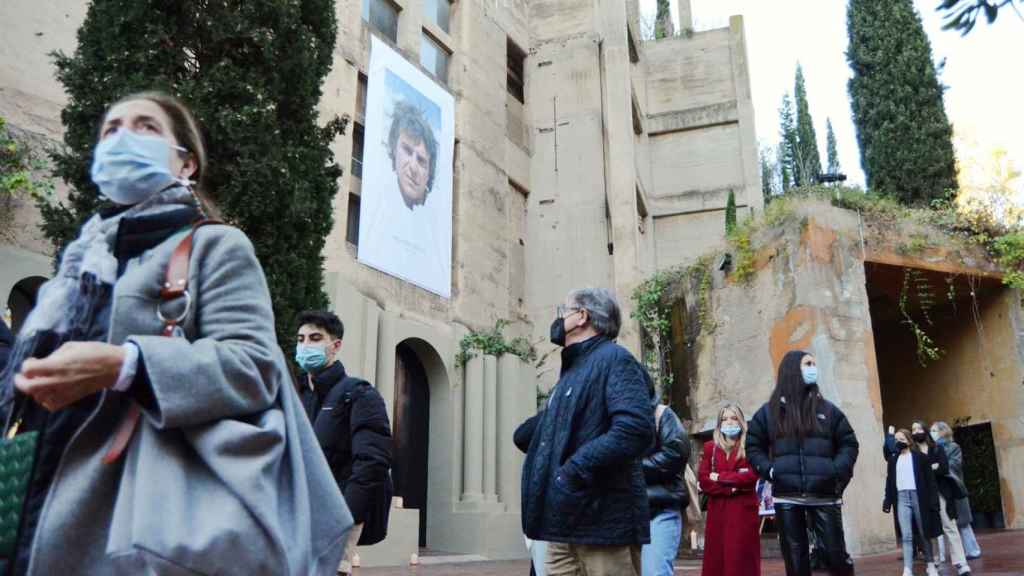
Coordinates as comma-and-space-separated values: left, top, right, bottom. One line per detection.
894, 441, 909, 453
549, 317, 567, 347
912, 432, 928, 444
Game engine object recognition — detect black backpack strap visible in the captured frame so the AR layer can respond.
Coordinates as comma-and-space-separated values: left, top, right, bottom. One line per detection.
335, 376, 372, 409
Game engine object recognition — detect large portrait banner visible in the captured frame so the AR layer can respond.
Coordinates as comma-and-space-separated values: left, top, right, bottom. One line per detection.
358, 36, 455, 298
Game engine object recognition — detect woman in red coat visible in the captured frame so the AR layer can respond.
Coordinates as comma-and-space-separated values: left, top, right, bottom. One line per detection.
699, 404, 760, 576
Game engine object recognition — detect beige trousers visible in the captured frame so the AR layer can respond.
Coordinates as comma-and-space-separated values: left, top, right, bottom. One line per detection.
935, 494, 967, 566
337, 523, 364, 574
545, 541, 641, 576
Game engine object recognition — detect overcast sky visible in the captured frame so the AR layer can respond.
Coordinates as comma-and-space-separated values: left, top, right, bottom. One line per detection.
639, 0, 1023, 190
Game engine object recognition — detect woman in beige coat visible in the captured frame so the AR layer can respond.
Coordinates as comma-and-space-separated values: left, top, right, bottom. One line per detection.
2, 92, 351, 575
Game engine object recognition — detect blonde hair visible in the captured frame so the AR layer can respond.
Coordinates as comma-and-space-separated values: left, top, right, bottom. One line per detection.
713, 403, 747, 460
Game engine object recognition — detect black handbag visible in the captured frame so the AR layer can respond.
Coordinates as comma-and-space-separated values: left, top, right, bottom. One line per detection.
0, 398, 39, 557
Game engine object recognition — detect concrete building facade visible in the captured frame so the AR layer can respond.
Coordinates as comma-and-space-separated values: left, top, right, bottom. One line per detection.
1, 0, 762, 565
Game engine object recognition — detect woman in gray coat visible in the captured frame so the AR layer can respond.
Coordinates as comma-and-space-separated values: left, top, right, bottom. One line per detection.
2, 92, 352, 575
931, 422, 982, 559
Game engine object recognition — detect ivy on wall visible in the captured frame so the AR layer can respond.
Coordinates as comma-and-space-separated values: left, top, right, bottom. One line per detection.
631, 257, 715, 401
0, 116, 54, 241
899, 268, 943, 367
455, 320, 537, 368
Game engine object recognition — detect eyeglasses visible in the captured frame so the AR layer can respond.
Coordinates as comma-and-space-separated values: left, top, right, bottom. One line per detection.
556, 305, 582, 319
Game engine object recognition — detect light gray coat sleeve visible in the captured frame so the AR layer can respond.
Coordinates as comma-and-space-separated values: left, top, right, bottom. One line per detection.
129, 225, 282, 429
945, 441, 965, 481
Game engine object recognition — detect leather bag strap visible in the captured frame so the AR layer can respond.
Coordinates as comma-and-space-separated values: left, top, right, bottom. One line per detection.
102, 219, 223, 465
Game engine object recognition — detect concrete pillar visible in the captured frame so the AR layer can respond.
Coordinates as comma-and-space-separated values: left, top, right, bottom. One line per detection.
483, 354, 499, 502
678, 0, 694, 32
376, 312, 397, 422
728, 16, 764, 214
462, 355, 485, 501
498, 354, 531, 510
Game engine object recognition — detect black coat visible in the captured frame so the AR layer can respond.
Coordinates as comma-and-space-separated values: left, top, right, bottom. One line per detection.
923, 444, 962, 519
883, 448, 943, 539
302, 361, 394, 545
745, 399, 859, 498
514, 336, 655, 546
643, 405, 689, 515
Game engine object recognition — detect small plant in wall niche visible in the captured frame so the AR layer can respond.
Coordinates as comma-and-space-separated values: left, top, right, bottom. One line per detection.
455, 320, 537, 368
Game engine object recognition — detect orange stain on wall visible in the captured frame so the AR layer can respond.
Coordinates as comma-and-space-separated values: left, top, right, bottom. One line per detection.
770, 306, 817, 369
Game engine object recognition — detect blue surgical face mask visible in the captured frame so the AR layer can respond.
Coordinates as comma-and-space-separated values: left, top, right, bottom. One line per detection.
720, 423, 742, 439
91, 128, 188, 205
801, 365, 818, 386
295, 344, 328, 372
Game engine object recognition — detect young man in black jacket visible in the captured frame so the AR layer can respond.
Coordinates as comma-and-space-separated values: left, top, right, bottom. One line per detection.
295, 310, 393, 576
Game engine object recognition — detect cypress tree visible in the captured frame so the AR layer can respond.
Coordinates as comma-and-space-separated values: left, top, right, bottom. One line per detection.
43, 0, 345, 348
725, 190, 737, 235
779, 93, 798, 190
826, 118, 841, 176
760, 148, 774, 205
793, 64, 822, 185
655, 0, 674, 39
778, 144, 791, 192
847, 0, 957, 204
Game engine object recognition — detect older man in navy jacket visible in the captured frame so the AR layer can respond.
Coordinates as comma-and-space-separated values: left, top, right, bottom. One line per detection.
514, 288, 655, 576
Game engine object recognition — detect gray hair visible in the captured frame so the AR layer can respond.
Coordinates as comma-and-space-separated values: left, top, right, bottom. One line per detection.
568, 287, 622, 339
933, 421, 954, 439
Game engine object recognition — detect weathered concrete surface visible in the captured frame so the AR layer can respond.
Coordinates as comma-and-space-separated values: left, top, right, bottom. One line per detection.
676, 199, 1023, 554
644, 17, 763, 275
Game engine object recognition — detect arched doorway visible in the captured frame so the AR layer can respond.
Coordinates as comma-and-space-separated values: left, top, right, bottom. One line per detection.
6, 275, 47, 333
393, 341, 430, 547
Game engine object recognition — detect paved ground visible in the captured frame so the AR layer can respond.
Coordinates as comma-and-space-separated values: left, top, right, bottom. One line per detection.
355, 530, 1022, 575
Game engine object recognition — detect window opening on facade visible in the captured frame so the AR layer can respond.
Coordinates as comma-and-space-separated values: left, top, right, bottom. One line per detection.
362, 0, 399, 42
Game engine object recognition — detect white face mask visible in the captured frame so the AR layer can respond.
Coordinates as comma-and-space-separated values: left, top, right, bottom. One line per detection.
91, 128, 189, 205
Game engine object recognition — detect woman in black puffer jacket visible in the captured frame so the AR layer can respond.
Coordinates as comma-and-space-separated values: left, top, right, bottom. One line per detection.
746, 350, 859, 576
640, 389, 690, 576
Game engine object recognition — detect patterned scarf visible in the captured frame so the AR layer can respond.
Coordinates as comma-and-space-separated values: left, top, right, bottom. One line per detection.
1, 186, 199, 403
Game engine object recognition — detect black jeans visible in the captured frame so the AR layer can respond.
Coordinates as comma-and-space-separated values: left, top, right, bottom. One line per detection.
775, 503, 854, 576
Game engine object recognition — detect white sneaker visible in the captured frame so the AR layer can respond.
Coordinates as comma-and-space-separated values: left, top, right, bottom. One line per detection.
926, 563, 940, 576
902, 568, 913, 576
956, 564, 972, 575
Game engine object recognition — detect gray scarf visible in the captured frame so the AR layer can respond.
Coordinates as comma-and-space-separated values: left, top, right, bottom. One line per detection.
2, 186, 199, 398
